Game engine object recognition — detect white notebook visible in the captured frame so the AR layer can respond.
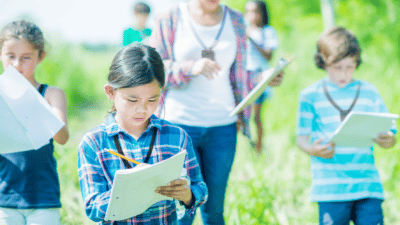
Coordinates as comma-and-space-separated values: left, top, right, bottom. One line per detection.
105, 150, 187, 221
229, 57, 293, 117
0, 66, 65, 153
330, 111, 398, 148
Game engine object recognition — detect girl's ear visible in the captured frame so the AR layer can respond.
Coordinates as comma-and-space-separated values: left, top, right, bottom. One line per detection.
104, 84, 116, 100
38, 51, 47, 64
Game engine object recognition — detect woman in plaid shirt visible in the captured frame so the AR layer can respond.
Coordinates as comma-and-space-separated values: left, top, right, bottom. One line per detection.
78, 44, 207, 225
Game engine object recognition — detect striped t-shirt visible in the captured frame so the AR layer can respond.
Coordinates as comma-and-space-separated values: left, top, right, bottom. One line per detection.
297, 77, 397, 202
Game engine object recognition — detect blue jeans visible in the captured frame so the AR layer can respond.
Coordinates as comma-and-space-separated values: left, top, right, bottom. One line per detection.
318, 198, 384, 225
177, 123, 237, 225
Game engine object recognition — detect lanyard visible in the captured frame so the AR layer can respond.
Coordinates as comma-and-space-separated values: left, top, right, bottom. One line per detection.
186, 5, 227, 52
323, 80, 361, 121
113, 128, 157, 169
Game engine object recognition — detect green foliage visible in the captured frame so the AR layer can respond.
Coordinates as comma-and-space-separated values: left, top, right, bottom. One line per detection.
33, 43, 117, 116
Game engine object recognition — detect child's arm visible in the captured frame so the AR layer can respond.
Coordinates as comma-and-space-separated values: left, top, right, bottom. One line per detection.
374, 131, 396, 149
78, 138, 112, 222
296, 135, 335, 159
46, 86, 69, 145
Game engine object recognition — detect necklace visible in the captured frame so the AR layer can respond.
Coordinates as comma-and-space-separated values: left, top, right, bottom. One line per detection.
186, 5, 227, 61
323, 80, 361, 121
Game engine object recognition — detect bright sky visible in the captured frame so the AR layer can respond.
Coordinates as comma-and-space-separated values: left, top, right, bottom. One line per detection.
0, 0, 183, 44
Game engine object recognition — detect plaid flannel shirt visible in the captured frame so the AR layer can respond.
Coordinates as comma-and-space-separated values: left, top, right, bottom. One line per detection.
78, 114, 208, 224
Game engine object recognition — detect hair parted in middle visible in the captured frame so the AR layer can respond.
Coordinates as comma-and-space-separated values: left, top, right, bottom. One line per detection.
314, 27, 362, 70
108, 43, 165, 90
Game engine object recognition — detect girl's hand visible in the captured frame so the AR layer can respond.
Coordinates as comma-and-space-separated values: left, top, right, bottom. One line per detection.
155, 178, 193, 206
191, 58, 221, 80
310, 138, 335, 158
374, 131, 396, 149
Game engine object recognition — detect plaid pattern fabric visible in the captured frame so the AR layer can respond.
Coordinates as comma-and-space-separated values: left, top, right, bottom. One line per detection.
149, 5, 254, 137
78, 114, 207, 224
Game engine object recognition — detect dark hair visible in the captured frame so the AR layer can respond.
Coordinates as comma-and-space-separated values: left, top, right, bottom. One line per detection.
108, 43, 164, 89
134, 2, 151, 14
0, 20, 45, 57
251, 0, 269, 26
315, 27, 362, 70
108, 44, 164, 113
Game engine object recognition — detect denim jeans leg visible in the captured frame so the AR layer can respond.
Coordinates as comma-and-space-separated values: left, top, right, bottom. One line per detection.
352, 198, 383, 225
200, 123, 237, 225
318, 201, 352, 225
177, 123, 237, 225
177, 125, 205, 225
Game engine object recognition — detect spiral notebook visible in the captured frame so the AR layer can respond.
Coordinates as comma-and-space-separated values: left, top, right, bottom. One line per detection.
105, 150, 187, 221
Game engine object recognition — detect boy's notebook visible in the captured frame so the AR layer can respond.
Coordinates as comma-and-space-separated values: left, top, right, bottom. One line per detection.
0, 66, 65, 153
104, 150, 187, 221
330, 111, 399, 148
229, 57, 293, 117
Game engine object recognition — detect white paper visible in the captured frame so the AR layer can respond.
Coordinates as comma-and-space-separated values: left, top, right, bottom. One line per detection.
105, 150, 187, 221
0, 66, 65, 153
229, 58, 293, 117
330, 111, 399, 148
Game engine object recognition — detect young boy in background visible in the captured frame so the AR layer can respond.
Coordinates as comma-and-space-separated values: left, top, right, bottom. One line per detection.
296, 27, 396, 224
122, 2, 152, 46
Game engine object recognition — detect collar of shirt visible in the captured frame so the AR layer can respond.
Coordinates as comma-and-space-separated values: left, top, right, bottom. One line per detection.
324, 77, 360, 90
104, 113, 162, 137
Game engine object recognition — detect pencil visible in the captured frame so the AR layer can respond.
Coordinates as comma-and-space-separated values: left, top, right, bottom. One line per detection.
107, 149, 140, 165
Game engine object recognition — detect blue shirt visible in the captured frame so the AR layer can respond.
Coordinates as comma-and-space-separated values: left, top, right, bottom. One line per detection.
123, 28, 152, 46
297, 78, 397, 202
78, 114, 207, 224
0, 84, 61, 209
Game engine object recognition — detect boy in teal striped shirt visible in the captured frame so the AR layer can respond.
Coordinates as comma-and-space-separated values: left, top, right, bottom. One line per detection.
296, 27, 397, 224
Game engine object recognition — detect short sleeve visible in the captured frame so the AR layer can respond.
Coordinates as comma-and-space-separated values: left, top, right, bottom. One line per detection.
263, 26, 278, 50
297, 91, 314, 136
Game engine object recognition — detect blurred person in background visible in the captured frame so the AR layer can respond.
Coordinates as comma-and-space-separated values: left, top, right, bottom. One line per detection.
245, 0, 279, 153
123, 2, 152, 46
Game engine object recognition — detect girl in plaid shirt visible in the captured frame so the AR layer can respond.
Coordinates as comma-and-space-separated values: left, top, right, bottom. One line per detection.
78, 44, 207, 225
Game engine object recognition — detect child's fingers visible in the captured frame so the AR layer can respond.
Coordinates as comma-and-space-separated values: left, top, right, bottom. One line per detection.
167, 179, 187, 186
155, 179, 188, 193
320, 148, 334, 158
212, 62, 221, 71
314, 138, 325, 145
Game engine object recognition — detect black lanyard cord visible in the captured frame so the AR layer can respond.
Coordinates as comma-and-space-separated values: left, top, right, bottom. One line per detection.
186, 5, 227, 50
112, 128, 157, 169
323, 80, 361, 121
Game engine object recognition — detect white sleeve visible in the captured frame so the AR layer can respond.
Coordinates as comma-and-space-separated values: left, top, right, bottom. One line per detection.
263, 26, 278, 50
